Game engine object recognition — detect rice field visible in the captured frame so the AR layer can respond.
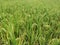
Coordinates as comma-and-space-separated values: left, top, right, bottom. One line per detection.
0, 0, 60, 45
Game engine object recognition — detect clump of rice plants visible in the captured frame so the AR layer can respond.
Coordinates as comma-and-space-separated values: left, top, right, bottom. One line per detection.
0, 0, 60, 45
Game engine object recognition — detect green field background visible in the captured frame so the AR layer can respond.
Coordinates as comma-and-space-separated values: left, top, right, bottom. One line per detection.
0, 0, 60, 45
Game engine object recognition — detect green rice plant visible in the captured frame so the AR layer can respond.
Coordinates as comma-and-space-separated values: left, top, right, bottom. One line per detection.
0, 0, 60, 45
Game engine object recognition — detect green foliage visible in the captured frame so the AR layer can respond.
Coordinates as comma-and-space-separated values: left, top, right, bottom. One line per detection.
0, 0, 60, 45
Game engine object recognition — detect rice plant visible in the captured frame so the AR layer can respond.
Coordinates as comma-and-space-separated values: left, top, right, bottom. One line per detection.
0, 0, 60, 45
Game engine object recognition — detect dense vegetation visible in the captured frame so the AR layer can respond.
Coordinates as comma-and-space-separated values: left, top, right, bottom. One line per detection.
0, 0, 60, 45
